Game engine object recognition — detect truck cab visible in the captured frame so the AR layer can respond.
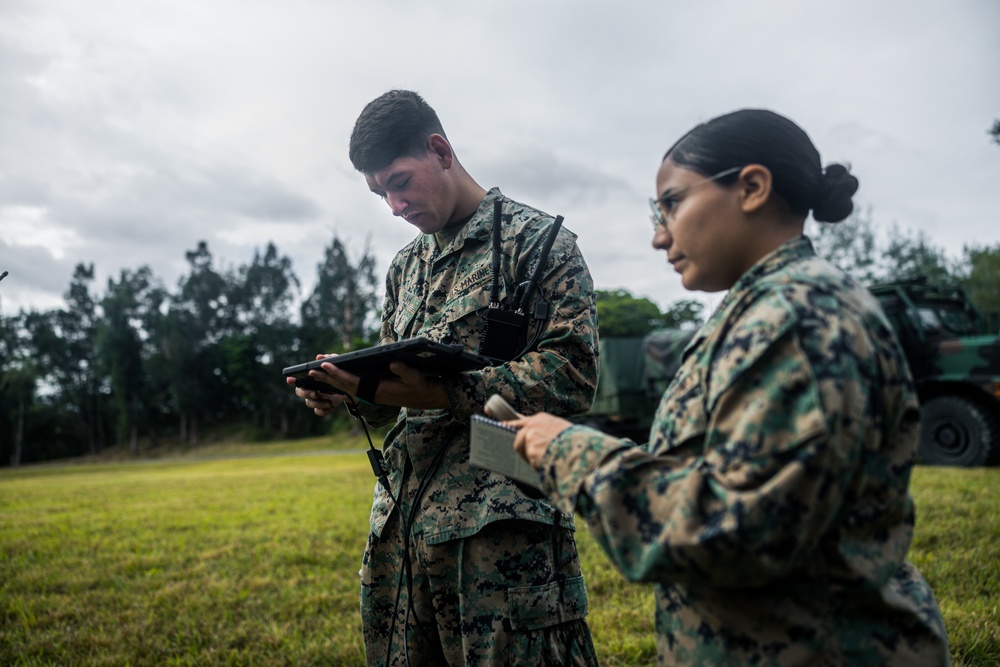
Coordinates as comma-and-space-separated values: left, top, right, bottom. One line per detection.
869, 278, 1000, 466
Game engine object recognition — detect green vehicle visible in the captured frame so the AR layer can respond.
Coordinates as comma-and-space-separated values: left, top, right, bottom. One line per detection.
870, 278, 1000, 467
579, 329, 695, 442
583, 278, 1000, 467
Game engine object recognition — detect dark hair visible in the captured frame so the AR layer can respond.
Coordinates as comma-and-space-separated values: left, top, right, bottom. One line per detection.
348, 90, 447, 174
665, 109, 859, 223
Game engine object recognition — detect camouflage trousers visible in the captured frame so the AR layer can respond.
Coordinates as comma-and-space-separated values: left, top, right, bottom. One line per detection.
360, 512, 598, 666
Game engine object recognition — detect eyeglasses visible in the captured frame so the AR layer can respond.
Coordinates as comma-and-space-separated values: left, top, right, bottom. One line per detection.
648, 166, 744, 230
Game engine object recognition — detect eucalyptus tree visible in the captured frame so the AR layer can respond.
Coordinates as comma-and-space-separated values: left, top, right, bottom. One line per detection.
0, 312, 37, 466
300, 234, 379, 355
960, 243, 1000, 327
805, 207, 879, 285
167, 242, 232, 444
225, 242, 301, 434
880, 224, 956, 285
97, 266, 160, 454
32, 264, 105, 454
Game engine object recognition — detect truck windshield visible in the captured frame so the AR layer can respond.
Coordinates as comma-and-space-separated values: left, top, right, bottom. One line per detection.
915, 304, 979, 337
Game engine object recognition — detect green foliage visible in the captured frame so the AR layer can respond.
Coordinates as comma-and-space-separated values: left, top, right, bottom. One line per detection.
596, 290, 704, 338
0, 452, 994, 666
1, 233, 372, 465
596, 289, 665, 337
300, 235, 378, 354
4, 209, 994, 465
808, 207, 879, 285
661, 299, 705, 330
882, 224, 957, 285
97, 267, 158, 452
959, 243, 1000, 326
807, 210, 966, 292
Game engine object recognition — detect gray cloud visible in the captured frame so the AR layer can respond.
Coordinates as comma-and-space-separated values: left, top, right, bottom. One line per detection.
473, 144, 634, 208
1, 0, 999, 318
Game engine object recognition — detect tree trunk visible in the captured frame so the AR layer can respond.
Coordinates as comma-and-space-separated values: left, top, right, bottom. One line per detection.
88, 388, 101, 455
12, 397, 24, 467
129, 423, 138, 457
129, 396, 139, 456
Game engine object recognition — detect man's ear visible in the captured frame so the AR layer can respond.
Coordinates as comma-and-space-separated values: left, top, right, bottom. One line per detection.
738, 164, 772, 214
427, 134, 454, 169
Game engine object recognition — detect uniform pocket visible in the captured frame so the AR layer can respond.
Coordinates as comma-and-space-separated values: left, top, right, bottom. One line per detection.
650, 361, 708, 456
506, 575, 598, 666
392, 289, 422, 339
437, 290, 494, 350
507, 575, 589, 631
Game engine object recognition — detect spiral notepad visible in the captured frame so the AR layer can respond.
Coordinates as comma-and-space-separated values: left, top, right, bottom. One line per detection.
469, 414, 543, 490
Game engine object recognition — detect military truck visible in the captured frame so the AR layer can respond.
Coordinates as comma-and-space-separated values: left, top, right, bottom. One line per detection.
582, 278, 1000, 467
578, 329, 694, 442
870, 278, 1000, 467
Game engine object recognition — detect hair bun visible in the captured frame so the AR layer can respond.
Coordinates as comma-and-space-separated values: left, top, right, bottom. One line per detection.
812, 163, 859, 223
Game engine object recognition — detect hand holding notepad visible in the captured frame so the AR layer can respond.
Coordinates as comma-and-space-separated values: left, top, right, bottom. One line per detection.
470, 395, 543, 492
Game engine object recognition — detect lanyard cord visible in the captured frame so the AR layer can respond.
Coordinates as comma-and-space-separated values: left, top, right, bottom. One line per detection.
344, 395, 396, 504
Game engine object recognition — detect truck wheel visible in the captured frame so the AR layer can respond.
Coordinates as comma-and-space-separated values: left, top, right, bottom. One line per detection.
918, 396, 998, 467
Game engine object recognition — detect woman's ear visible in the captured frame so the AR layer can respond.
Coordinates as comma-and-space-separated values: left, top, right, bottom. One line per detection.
738, 164, 772, 214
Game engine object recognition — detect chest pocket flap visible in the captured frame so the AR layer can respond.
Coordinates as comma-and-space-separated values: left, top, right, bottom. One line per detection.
392, 289, 423, 340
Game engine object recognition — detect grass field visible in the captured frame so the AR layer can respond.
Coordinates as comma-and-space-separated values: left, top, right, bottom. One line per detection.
1, 439, 997, 666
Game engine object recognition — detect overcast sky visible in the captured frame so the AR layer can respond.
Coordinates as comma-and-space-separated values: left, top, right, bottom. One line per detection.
1, 0, 998, 320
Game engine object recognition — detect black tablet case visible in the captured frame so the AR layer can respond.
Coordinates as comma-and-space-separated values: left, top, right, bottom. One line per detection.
282, 337, 490, 382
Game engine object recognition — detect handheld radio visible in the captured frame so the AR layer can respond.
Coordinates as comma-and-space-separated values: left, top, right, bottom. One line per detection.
478, 200, 563, 363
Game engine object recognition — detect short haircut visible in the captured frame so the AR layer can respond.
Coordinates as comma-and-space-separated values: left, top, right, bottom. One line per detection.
349, 90, 447, 174
665, 109, 859, 223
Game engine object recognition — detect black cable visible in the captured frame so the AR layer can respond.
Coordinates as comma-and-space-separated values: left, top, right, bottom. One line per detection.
488, 199, 502, 307
337, 395, 407, 666
344, 396, 395, 503
518, 216, 562, 313
383, 429, 452, 667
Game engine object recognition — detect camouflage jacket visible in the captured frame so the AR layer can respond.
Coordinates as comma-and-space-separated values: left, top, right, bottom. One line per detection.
541, 236, 950, 666
359, 187, 598, 544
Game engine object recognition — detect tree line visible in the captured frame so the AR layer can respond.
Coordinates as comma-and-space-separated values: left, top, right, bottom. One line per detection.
1, 237, 379, 466
2, 212, 999, 466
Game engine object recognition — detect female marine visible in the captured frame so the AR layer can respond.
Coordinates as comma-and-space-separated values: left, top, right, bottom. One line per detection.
511, 109, 951, 666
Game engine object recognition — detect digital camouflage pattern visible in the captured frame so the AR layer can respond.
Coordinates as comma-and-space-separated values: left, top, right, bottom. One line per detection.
541, 236, 951, 666
357, 187, 599, 665
362, 512, 595, 665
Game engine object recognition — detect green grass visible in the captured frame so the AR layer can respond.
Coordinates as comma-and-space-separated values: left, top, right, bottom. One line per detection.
0, 446, 996, 666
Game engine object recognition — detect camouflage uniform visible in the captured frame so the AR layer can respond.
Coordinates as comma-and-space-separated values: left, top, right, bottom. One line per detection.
540, 236, 951, 666
357, 187, 599, 666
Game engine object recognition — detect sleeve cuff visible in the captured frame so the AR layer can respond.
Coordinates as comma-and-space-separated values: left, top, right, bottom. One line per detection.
541, 424, 624, 516
443, 371, 487, 422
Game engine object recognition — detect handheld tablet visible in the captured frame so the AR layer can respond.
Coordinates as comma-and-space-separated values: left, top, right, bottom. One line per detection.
282, 337, 491, 385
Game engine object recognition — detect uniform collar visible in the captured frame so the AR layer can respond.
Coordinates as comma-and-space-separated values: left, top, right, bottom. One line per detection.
412, 187, 504, 260
689, 235, 816, 350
